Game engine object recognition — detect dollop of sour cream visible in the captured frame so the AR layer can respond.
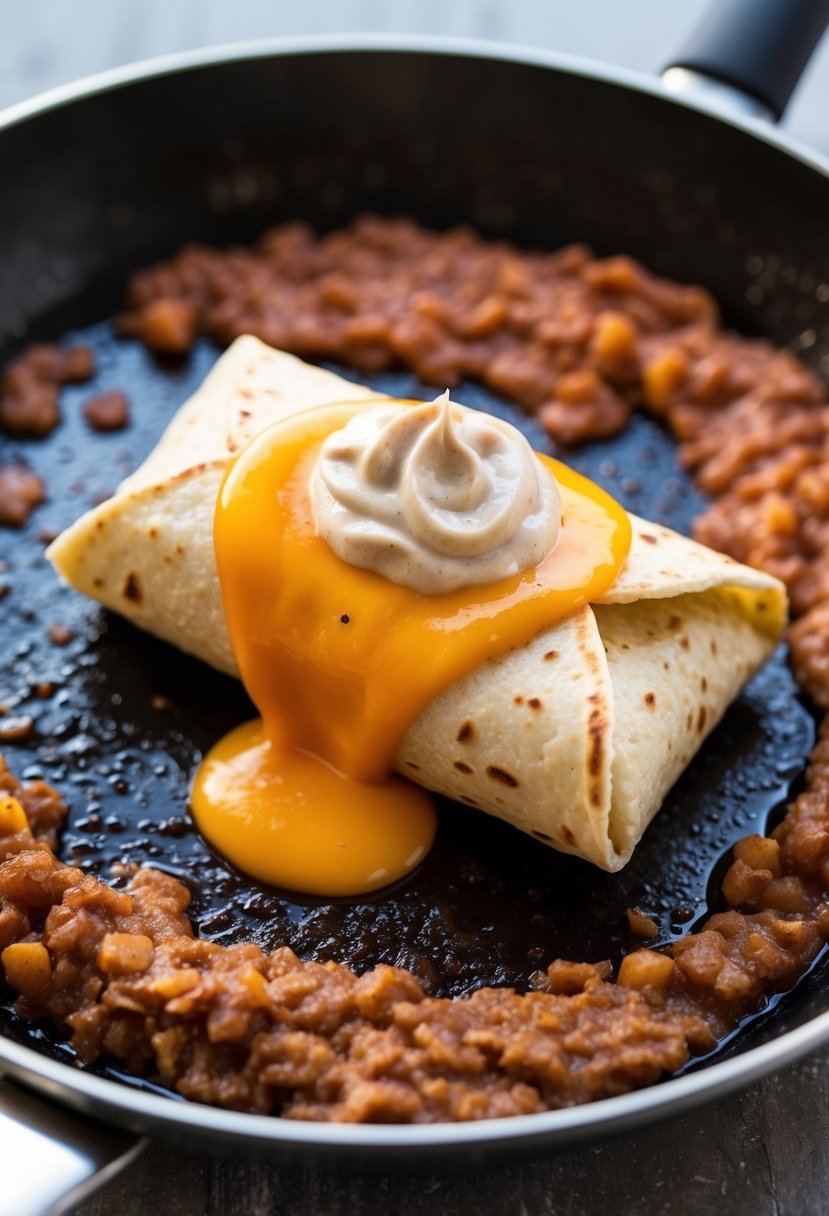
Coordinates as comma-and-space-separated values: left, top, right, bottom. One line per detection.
311, 392, 562, 593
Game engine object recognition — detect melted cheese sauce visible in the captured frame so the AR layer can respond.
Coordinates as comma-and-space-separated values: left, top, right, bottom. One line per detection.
191, 399, 631, 896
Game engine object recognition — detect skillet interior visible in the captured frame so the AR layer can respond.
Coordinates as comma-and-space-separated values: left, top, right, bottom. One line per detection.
2, 43, 829, 1129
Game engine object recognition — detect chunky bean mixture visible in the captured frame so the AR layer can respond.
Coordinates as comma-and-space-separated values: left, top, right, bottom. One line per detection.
2, 217, 829, 1121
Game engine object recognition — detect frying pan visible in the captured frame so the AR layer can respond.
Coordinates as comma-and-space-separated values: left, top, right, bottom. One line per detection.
3, 0, 829, 1210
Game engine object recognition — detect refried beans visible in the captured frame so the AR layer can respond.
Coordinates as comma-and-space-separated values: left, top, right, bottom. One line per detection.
3, 216, 829, 1121
2, 742, 828, 1122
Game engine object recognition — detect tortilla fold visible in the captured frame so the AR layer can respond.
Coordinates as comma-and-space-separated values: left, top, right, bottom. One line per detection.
48, 336, 786, 870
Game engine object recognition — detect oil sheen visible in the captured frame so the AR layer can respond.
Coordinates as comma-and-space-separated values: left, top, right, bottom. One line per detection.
190, 399, 631, 896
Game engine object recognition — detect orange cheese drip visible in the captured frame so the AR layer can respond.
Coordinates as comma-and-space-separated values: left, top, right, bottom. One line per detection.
191, 400, 631, 896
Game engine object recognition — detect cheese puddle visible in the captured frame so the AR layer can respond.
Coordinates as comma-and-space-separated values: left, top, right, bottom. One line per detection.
191, 399, 631, 896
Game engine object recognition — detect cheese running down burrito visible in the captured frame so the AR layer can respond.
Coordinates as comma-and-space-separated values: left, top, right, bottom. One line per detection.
48, 337, 786, 871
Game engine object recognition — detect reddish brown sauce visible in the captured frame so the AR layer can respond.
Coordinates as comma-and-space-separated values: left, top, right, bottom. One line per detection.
0, 343, 94, 440
0, 465, 45, 528
82, 391, 130, 433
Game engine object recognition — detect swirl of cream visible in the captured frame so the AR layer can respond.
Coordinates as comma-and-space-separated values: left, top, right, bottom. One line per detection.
311, 392, 561, 593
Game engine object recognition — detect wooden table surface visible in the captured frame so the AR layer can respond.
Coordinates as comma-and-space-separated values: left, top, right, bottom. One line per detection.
2, 4, 829, 1214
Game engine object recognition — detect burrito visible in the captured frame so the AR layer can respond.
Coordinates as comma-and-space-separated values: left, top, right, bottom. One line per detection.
48, 336, 785, 870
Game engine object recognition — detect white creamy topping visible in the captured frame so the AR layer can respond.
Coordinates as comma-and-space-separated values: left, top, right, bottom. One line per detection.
311, 393, 562, 593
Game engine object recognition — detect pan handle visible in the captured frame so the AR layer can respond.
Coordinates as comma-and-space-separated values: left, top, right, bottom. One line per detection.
0, 1075, 146, 1216
662, 0, 829, 122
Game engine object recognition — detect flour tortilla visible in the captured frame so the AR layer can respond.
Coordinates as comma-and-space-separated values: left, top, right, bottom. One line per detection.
48, 337, 786, 870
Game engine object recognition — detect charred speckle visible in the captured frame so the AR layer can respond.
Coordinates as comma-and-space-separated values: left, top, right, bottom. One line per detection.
528, 697, 542, 710
123, 572, 142, 604
454, 761, 472, 774
641, 533, 658, 545
697, 705, 707, 734
532, 830, 553, 843
562, 825, 576, 845
340, 614, 350, 624
587, 706, 605, 777
456, 721, 474, 743
514, 695, 524, 705
543, 650, 558, 661
644, 692, 656, 708
486, 765, 518, 788
406, 761, 420, 771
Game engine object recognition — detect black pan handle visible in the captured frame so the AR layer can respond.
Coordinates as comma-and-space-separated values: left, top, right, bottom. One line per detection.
664, 0, 829, 121
0, 1075, 146, 1215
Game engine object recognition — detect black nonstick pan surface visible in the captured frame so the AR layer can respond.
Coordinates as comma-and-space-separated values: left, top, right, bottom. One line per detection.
2, 3, 829, 1190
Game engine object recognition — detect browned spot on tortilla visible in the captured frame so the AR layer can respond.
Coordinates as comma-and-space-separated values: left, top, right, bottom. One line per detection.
92, 577, 104, 589
574, 609, 601, 674
95, 519, 105, 530
562, 825, 576, 845
663, 660, 670, 671
123, 572, 142, 604
239, 409, 251, 418
587, 706, 606, 779
620, 642, 630, 650
686, 710, 693, 730
460, 795, 479, 807
486, 765, 518, 787
456, 721, 474, 744
175, 544, 184, 556
149, 526, 158, 539
667, 614, 682, 630
513, 695, 524, 705
532, 830, 553, 843
711, 639, 718, 655
641, 533, 658, 545
405, 761, 420, 771
544, 650, 559, 661
454, 761, 472, 775
680, 636, 690, 650
757, 599, 768, 612
697, 705, 707, 734
528, 697, 542, 710
701, 676, 708, 692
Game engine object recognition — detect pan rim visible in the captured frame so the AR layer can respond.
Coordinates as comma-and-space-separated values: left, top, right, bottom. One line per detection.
2, 1003, 829, 1150
0, 31, 828, 178
2, 32, 829, 1153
